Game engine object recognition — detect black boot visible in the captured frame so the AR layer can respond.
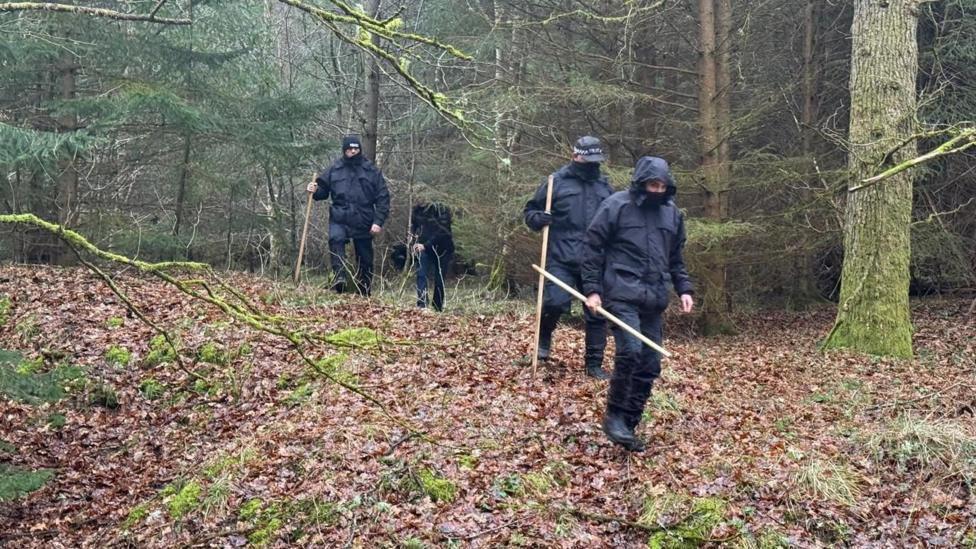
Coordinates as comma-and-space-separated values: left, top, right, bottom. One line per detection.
537, 312, 559, 361
585, 364, 610, 380
602, 413, 645, 452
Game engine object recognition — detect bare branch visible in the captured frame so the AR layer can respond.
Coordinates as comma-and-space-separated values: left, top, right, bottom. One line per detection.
0, 2, 191, 24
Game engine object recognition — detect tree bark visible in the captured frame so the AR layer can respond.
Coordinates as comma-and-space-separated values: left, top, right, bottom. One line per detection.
55, 52, 79, 229
172, 135, 191, 237
697, 0, 735, 335
823, 0, 918, 358
363, 0, 381, 162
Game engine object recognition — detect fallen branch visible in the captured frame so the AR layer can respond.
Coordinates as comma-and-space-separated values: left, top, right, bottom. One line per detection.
0, 213, 426, 439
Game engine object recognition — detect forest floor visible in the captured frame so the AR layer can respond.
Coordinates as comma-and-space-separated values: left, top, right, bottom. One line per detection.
0, 264, 974, 548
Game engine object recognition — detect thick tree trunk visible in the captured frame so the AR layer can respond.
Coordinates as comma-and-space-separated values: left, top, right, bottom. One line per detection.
697, 0, 735, 335
363, 0, 381, 161
823, 0, 918, 358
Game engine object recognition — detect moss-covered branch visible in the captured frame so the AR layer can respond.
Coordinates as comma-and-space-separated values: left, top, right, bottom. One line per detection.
0, 213, 423, 437
0, 2, 191, 24
276, 0, 470, 125
853, 126, 976, 191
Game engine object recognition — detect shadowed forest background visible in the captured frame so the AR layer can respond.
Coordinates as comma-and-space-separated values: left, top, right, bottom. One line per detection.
1, 0, 975, 546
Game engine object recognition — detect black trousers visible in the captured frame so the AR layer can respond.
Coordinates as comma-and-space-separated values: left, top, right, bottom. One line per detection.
416, 243, 453, 311
604, 301, 664, 427
328, 223, 374, 296
538, 261, 607, 367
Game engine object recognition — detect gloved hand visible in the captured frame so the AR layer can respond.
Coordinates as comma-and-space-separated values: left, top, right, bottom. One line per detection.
534, 211, 553, 228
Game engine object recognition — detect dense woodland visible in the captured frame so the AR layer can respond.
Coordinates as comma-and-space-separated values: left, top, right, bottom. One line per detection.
1, 0, 975, 546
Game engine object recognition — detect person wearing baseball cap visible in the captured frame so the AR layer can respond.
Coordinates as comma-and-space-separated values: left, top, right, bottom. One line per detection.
523, 136, 613, 379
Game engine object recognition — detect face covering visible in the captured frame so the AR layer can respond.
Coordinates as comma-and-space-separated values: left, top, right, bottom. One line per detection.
574, 162, 601, 180
644, 191, 668, 206
343, 151, 363, 165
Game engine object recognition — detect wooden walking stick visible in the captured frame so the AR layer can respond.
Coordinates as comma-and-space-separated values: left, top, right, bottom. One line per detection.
293, 179, 315, 284
531, 174, 555, 375
532, 264, 672, 358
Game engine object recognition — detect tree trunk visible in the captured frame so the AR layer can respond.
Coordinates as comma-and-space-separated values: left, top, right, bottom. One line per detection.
790, 0, 823, 306
55, 53, 79, 228
822, 0, 918, 358
173, 135, 191, 237
363, 0, 381, 161
697, 0, 735, 335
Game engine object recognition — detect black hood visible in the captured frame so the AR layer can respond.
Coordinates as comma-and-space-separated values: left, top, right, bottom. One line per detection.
630, 156, 677, 199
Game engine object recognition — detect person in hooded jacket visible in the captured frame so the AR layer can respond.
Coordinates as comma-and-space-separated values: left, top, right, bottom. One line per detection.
307, 135, 391, 296
581, 156, 694, 452
411, 201, 454, 311
524, 136, 614, 379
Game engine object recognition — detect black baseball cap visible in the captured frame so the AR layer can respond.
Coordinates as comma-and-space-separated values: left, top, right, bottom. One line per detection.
573, 135, 606, 162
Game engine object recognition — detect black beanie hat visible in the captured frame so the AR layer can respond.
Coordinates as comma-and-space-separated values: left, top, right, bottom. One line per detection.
342, 135, 362, 152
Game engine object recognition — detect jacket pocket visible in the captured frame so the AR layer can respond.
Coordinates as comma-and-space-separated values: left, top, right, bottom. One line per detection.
605, 262, 644, 303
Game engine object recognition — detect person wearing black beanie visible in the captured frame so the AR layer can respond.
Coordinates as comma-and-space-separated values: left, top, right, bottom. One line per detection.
306, 134, 391, 296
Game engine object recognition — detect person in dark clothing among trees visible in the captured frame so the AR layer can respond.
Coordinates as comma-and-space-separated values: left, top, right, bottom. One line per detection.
581, 155, 694, 452
524, 136, 614, 379
411, 201, 455, 311
307, 135, 391, 296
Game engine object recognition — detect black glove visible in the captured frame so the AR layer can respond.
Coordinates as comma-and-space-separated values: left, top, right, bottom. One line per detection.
534, 211, 553, 228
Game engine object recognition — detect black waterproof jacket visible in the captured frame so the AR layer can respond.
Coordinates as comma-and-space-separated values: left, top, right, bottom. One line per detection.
523, 163, 613, 268
411, 203, 454, 252
314, 156, 391, 237
581, 156, 693, 309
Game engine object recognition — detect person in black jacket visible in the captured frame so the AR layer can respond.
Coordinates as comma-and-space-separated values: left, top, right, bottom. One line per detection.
411, 201, 455, 311
581, 156, 694, 452
307, 135, 391, 296
524, 136, 614, 379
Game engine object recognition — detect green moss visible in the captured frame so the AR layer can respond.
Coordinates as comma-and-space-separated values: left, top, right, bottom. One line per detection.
144, 334, 177, 366
402, 538, 427, 549
249, 517, 282, 547
106, 316, 125, 328
456, 454, 477, 470
192, 377, 215, 395
312, 353, 358, 386
197, 342, 229, 365
324, 328, 380, 349
238, 498, 287, 547
644, 493, 729, 548
285, 382, 314, 406
139, 378, 165, 400
166, 480, 202, 519
121, 503, 149, 529
0, 465, 53, 501
104, 345, 131, 367
239, 498, 264, 520
522, 471, 554, 497
0, 296, 11, 325
203, 447, 257, 479
418, 468, 456, 503
47, 413, 66, 428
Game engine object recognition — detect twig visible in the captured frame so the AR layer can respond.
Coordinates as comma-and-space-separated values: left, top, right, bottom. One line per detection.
865, 380, 966, 413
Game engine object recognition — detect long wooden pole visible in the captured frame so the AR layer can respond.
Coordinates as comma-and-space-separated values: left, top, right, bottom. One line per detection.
532, 264, 672, 358
531, 175, 555, 375
293, 187, 314, 284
